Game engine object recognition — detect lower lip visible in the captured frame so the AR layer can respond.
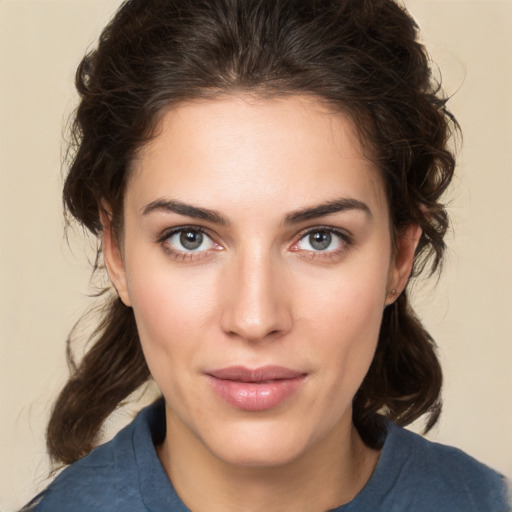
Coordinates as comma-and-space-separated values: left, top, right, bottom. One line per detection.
207, 376, 306, 411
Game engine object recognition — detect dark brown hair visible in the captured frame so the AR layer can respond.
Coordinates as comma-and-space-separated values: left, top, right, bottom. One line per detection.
48, 0, 457, 465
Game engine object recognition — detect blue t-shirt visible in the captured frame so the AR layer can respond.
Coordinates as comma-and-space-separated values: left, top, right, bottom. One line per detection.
30, 400, 509, 511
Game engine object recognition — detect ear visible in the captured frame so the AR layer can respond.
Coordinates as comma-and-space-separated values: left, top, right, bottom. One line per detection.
99, 203, 131, 307
385, 224, 421, 305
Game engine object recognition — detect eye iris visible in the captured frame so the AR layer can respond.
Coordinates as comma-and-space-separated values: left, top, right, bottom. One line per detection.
180, 230, 203, 250
309, 231, 331, 250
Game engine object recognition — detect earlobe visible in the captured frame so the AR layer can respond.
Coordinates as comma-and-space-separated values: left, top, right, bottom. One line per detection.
386, 224, 421, 305
99, 204, 131, 307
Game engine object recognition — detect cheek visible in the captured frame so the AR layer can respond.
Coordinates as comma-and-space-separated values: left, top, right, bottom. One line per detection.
124, 256, 218, 384
297, 252, 390, 388
300, 248, 389, 333
301, 304, 381, 433
312, 287, 383, 376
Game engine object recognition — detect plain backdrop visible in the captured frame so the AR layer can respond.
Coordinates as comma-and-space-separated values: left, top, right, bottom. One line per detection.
1, 0, 511, 509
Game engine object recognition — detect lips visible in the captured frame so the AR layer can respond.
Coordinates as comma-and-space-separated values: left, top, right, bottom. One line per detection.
206, 366, 307, 411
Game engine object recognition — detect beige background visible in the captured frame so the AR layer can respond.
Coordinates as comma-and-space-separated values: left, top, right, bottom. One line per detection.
1, 0, 511, 509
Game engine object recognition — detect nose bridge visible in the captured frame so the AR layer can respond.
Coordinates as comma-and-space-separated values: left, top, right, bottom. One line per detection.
220, 244, 291, 342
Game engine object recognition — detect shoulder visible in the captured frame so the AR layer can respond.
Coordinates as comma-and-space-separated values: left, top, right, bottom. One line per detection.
31, 401, 166, 512
386, 424, 510, 512
32, 424, 141, 511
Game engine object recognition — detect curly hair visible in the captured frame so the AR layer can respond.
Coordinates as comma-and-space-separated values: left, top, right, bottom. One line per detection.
47, 0, 458, 465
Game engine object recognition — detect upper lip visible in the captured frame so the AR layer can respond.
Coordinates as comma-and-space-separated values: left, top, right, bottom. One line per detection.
207, 366, 307, 382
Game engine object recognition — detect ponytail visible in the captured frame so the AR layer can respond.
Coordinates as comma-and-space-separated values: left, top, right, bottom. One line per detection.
353, 291, 443, 448
46, 297, 150, 465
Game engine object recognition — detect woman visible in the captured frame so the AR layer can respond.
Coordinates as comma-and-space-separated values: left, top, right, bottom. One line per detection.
24, 0, 509, 510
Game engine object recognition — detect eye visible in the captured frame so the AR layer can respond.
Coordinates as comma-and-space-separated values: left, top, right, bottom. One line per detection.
161, 227, 216, 253
292, 228, 349, 253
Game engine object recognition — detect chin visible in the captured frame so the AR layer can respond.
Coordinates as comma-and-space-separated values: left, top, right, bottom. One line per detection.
203, 420, 313, 469
215, 444, 305, 469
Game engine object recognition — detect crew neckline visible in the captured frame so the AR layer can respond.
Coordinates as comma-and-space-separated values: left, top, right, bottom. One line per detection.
132, 400, 407, 511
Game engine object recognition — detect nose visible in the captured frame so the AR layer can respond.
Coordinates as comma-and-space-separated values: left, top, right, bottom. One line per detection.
220, 249, 292, 343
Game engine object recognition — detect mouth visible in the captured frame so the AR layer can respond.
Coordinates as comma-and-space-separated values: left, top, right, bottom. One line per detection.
206, 366, 307, 411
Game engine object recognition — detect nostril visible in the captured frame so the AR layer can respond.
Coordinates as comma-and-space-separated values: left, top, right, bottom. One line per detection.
224, 324, 288, 344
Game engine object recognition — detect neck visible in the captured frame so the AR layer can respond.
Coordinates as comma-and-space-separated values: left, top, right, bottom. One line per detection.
157, 407, 380, 512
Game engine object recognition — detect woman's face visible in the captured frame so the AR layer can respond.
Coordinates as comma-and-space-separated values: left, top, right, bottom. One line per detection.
104, 95, 417, 467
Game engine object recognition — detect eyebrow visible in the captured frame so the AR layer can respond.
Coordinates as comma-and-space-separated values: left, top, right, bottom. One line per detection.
283, 198, 372, 224
142, 199, 230, 225
141, 197, 371, 226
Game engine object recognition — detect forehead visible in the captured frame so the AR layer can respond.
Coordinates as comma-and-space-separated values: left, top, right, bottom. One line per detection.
127, 94, 388, 220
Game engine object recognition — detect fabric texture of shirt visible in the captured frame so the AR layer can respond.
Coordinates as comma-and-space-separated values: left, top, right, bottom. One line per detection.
31, 399, 510, 511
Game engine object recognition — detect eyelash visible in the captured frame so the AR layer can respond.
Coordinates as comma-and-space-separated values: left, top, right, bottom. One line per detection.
291, 226, 353, 261
156, 225, 353, 262
157, 226, 219, 262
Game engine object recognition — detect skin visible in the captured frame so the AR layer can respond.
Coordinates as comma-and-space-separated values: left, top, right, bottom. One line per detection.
102, 95, 420, 512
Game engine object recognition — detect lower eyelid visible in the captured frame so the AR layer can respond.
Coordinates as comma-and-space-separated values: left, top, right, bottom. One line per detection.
293, 229, 351, 251
157, 227, 225, 262
160, 241, 219, 262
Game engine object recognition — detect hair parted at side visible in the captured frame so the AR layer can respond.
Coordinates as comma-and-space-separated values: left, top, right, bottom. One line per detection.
48, 0, 458, 465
